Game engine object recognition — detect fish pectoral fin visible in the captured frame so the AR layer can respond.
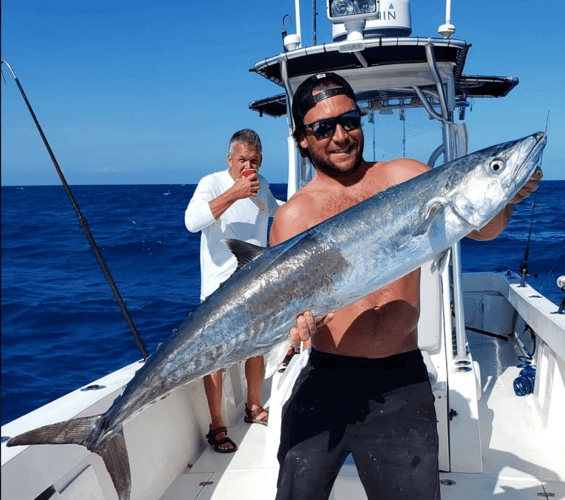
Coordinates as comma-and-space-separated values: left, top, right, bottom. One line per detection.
224, 239, 268, 271
93, 427, 131, 500
413, 199, 446, 237
431, 249, 451, 273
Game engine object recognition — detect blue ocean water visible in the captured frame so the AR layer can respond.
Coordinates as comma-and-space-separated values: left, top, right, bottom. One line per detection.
1, 182, 564, 426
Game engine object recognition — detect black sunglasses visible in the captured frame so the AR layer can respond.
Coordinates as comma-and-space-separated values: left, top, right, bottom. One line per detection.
303, 110, 361, 139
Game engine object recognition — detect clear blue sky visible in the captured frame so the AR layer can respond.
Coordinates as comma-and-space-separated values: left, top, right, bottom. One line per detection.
2, 0, 564, 185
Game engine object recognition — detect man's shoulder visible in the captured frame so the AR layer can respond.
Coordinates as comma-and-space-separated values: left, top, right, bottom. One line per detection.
199, 170, 229, 183
196, 170, 231, 192
362, 158, 429, 192
276, 189, 315, 220
380, 158, 430, 181
270, 189, 319, 244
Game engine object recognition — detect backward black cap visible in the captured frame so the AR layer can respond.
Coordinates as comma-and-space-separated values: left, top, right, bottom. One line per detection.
291, 73, 357, 129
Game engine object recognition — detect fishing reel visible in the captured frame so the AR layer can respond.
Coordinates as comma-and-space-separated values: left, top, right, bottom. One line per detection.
557, 275, 565, 314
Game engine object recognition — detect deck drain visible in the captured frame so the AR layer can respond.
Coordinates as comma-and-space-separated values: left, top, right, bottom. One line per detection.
81, 384, 106, 391
440, 479, 456, 486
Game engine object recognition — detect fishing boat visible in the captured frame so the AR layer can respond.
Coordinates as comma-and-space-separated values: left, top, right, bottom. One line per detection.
2, 0, 564, 499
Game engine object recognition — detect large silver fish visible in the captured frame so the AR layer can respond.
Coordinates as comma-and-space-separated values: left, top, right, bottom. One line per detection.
7, 132, 546, 499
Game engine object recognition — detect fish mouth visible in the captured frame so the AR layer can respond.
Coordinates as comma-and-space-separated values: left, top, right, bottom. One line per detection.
516, 132, 546, 177
525, 132, 546, 163
501, 132, 546, 195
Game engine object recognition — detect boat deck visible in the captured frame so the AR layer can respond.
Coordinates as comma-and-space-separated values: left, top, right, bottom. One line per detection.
452, 329, 565, 500
160, 328, 565, 500
161, 421, 277, 500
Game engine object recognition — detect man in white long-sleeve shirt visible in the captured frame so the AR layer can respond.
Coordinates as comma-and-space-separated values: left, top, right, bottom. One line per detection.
185, 129, 284, 453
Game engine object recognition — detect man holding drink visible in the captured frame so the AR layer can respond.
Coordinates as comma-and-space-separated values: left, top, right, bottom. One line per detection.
185, 129, 283, 452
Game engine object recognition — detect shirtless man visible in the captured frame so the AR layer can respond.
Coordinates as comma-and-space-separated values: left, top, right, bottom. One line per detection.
270, 73, 542, 500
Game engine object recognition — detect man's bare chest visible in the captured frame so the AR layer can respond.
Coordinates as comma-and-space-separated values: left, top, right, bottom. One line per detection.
316, 189, 377, 221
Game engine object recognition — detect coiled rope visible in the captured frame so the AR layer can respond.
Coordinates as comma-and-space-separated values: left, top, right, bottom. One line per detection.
513, 328, 537, 396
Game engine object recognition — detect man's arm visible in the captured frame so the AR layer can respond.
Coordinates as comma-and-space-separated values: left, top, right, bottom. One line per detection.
208, 175, 259, 220
467, 169, 543, 241
185, 175, 259, 233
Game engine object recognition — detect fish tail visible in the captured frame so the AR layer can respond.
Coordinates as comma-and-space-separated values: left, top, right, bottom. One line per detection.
93, 429, 131, 500
7, 416, 131, 500
6, 415, 101, 447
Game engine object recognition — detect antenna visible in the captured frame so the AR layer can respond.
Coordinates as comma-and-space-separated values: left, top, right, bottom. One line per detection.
313, 0, 318, 45
282, 14, 301, 51
438, 0, 456, 38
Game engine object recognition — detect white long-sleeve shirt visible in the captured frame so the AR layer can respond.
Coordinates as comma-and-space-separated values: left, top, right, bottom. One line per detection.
185, 169, 284, 300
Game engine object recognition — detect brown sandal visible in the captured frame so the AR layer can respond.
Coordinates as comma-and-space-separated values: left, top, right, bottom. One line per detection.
205, 425, 237, 453
244, 404, 269, 426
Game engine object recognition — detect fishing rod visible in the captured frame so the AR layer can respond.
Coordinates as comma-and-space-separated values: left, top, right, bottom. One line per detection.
2, 60, 149, 360
518, 192, 539, 287
519, 111, 549, 287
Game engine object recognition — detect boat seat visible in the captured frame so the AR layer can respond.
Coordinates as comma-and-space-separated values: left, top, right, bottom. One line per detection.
417, 260, 442, 354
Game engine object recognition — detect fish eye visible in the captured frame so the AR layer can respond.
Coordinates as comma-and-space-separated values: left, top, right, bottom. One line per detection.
489, 159, 505, 172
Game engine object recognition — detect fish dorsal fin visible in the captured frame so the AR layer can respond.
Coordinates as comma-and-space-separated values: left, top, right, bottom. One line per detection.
224, 239, 268, 271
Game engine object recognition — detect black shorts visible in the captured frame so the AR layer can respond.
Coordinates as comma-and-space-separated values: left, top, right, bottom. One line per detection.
276, 348, 440, 500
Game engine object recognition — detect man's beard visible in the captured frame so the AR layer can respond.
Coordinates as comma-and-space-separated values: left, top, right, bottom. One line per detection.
308, 136, 364, 178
